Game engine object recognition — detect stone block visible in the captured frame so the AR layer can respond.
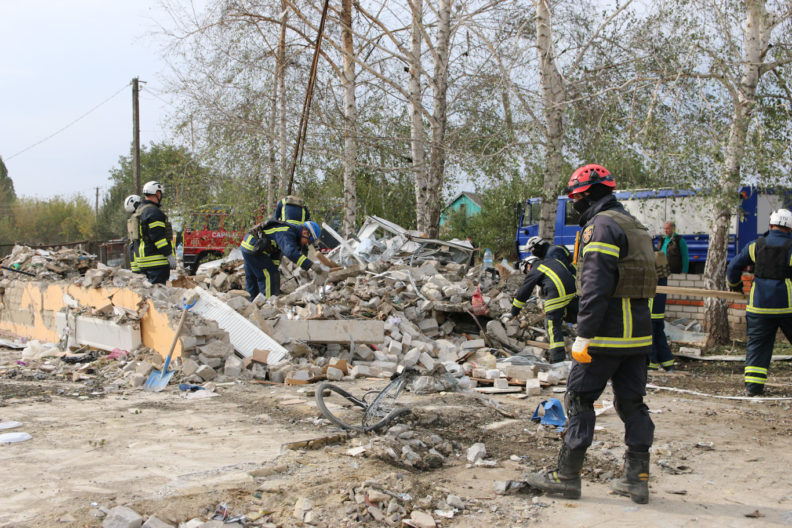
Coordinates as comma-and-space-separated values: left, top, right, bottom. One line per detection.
418, 352, 435, 370
223, 354, 244, 377
350, 364, 372, 378
129, 373, 146, 388
418, 318, 439, 336
196, 365, 217, 381
326, 366, 344, 381
181, 358, 199, 377
355, 344, 374, 361
402, 348, 420, 367
467, 442, 486, 463
462, 338, 486, 350
198, 340, 234, 359
387, 340, 403, 355
197, 354, 222, 369
141, 517, 174, 528
525, 378, 542, 395
102, 506, 143, 528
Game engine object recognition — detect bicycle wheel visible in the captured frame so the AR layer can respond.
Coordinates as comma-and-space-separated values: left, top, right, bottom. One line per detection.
315, 382, 367, 432
362, 376, 410, 431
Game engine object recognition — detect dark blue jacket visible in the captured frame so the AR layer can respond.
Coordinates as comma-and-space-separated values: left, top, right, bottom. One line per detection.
510, 257, 576, 316
273, 199, 310, 226
240, 221, 313, 270
575, 195, 653, 355
546, 244, 575, 274
726, 229, 792, 317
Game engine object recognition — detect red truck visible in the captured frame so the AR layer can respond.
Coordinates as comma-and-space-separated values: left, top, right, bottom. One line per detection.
181, 205, 243, 274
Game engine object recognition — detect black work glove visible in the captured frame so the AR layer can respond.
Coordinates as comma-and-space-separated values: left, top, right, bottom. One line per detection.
729, 282, 744, 293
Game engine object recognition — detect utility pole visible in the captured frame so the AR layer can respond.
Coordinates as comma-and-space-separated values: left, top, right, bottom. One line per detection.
132, 77, 141, 195
95, 187, 100, 221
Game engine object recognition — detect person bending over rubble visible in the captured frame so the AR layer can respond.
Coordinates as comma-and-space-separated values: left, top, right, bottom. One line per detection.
525, 164, 657, 504
240, 219, 329, 300
501, 254, 576, 363
524, 235, 575, 274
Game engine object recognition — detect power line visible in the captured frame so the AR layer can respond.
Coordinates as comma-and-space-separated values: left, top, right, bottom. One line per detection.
6, 82, 131, 161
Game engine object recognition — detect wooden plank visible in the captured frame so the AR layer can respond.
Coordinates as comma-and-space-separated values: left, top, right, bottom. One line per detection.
656, 285, 747, 302
475, 387, 524, 394
524, 339, 550, 350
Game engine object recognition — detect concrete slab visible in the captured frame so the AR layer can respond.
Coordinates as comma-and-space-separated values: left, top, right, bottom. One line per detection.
270, 320, 385, 345
56, 312, 141, 352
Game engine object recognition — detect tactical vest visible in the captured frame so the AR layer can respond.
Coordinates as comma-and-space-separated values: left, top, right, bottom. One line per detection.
576, 209, 657, 299
655, 251, 671, 279
753, 236, 792, 280
666, 234, 683, 273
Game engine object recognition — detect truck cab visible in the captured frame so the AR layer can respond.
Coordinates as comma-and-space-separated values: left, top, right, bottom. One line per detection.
181, 205, 243, 274
516, 186, 791, 272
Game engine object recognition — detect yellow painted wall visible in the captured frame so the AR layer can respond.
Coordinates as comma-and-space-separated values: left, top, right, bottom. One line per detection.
0, 281, 182, 359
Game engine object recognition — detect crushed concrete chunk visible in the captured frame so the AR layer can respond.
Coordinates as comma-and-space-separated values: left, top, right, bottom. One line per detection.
102, 506, 143, 528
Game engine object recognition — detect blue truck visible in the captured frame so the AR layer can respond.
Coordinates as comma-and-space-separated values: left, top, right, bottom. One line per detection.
515, 186, 792, 273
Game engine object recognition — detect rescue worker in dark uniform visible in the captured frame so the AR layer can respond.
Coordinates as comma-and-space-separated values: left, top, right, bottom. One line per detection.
525, 164, 657, 504
726, 208, 792, 396
273, 195, 311, 226
649, 251, 675, 371
133, 181, 176, 285
240, 219, 328, 300
501, 255, 576, 363
525, 235, 575, 274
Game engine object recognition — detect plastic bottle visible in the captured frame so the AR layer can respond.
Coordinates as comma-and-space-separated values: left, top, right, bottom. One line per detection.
176, 243, 184, 261
483, 248, 494, 269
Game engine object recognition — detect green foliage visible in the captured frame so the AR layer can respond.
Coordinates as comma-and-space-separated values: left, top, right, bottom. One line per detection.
0, 156, 15, 206
96, 142, 218, 240
0, 196, 95, 247
444, 176, 536, 260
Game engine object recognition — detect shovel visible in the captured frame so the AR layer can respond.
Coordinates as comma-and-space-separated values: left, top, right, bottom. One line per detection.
144, 294, 198, 392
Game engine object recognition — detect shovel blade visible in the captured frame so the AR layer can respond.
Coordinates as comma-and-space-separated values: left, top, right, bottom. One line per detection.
143, 368, 174, 392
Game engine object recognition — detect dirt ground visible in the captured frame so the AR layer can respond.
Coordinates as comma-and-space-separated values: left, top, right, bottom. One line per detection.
2, 347, 792, 528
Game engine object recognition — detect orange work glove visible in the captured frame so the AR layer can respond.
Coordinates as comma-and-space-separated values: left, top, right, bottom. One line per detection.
571, 337, 592, 363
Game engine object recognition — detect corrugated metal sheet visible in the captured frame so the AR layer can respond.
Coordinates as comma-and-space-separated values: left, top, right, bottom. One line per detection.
189, 287, 289, 363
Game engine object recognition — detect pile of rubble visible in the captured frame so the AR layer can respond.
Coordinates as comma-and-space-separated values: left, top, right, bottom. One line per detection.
1, 244, 97, 280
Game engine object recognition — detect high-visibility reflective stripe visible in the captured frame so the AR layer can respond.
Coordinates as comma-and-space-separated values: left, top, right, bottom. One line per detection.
590, 335, 653, 348
745, 366, 768, 374
149, 221, 166, 229
264, 226, 290, 235
273, 259, 281, 265
154, 238, 168, 248
745, 376, 766, 384
537, 264, 567, 297
241, 235, 256, 251
746, 305, 792, 315
286, 219, 303, 225
582, 242, 620, 258
651, 312, 665, 319
262, 268, 271, 297
544, 293, 574, 311
787, 278, 792, 308
512, 298, 526, 309
749, 242, 756, 262
296, 255, 307, 268
648, 362, 660, 369
661, 359, 675, 367
727, 279, 742, 288
546, 319, 564, 348
622, 298, 632, 338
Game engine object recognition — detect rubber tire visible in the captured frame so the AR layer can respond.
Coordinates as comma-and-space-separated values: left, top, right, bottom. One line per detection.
315, 382, 367, 432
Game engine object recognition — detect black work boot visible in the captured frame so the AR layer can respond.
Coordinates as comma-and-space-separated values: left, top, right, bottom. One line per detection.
525, 444, 586, 499
611, 451, 650, 504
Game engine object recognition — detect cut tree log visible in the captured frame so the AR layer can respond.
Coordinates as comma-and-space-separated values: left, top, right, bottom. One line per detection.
656, 285, 747, 302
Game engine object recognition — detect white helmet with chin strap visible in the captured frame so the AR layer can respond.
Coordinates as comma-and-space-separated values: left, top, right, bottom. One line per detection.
142, 180, 164, 196
519, 256, 540, 274
770, 209, 792, 229
123, 194, 141, 213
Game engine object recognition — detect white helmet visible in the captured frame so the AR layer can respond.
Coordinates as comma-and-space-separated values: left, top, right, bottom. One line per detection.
770, 209, 792, 229
519, 256, 540, 274
142, 180, 164, 196
123, 194, 141, 213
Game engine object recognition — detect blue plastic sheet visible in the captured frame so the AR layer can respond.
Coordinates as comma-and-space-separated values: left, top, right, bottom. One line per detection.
531, 398, 567, 431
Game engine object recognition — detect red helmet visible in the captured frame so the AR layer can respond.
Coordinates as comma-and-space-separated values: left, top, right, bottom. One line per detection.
566, 164, 615, 198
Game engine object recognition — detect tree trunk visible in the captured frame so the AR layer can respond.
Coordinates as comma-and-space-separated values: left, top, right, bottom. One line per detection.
277, 0, 289, 196
426, 0, 452, 238
703, 0, 770, 347
267, 68, 279, 211
341, 0, 358, 237
409, 0, 429, 233
534, 0, 566, 240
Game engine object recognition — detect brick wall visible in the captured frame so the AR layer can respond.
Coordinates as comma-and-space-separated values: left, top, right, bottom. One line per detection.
664, 273, 750, 338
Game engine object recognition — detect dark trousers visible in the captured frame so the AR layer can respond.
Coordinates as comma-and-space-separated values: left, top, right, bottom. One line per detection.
564, 354, 654, 453
545, 309, 566, 363
243, 250, 280, 300
649, 319, 675, 370
745, 313, 792, 392
143, 266, 169, 285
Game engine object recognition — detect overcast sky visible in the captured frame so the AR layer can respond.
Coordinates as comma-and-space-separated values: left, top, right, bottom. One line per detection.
0, 1, 173, 200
